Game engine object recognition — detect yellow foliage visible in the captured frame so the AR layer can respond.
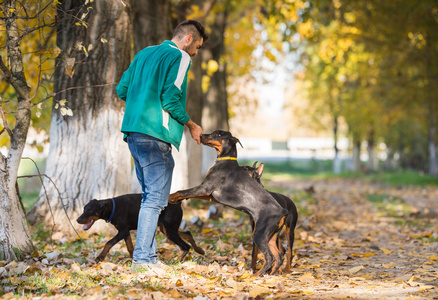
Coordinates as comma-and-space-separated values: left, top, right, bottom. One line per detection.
186, 5, 203, 20
206, 60, 219, 76
298, 20, 315, 39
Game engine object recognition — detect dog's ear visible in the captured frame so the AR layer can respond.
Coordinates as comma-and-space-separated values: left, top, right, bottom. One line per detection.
257, 163, 264, 177
252, 161, 258, 168
231, 137, 243, 148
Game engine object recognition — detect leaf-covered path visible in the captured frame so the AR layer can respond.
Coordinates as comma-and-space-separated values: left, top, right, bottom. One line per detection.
0, 178, 437, 299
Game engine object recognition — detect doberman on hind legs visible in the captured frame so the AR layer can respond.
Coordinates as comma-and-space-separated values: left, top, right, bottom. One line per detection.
168, 130, 287, 276
243, 162, 298, 273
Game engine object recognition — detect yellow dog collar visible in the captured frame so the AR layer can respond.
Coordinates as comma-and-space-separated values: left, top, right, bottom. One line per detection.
215, 157, 237, 162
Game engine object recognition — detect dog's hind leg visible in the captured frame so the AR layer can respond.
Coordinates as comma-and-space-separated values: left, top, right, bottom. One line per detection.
124, 234, 134, 258
268, 231, 282, 275
179, 230, 205, 255
249, 219, 259, 272
253, 227, 275, 276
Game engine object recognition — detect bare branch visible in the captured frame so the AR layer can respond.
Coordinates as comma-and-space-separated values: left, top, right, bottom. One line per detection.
0, 55, 29, 100
0, 103, 13, 137
15, 0, 53, 20
20, 157, 85, 242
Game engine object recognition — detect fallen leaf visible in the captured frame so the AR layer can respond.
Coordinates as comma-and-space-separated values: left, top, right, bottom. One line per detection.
381, 248, 392, 254
298, 272, 314, 282
382, 262, 396, 269
249, 286, 270, 298
348, 266, 364, 274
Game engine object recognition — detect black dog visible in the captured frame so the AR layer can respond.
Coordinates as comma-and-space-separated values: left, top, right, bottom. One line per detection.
242, 162, 298, 273
77, 193, 204, 262
168, 130, 288, 276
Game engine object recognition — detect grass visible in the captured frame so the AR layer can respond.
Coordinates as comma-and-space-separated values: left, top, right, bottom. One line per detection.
240, 159, 438, 187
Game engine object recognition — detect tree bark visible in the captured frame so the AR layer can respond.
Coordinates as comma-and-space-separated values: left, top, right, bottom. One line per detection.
332, 116, 341, 174
367, 129, 377, 172
351, 135, 361, 172
201, 1, 230, 172
0, 0, 34, 260
428, 104, 438, 176
27, 0, 133, 235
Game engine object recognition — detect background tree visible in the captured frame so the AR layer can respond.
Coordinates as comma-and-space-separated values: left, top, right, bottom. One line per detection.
290, 0, 438, 175
27, 0, 133, 235
0, 0, 57, 260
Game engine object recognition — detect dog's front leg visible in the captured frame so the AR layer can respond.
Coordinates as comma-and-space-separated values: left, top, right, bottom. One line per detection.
96, 230, 130, 262
168, 185, 214, 204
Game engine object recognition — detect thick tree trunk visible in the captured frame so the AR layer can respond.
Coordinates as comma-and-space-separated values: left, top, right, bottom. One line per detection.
201, 2, 230, 173
27, 0, 133, 235
0, 0, 34, 260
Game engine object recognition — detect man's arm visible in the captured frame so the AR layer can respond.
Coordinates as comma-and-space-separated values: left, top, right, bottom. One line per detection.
116, 57, 137, 101
185, 119, 202, 144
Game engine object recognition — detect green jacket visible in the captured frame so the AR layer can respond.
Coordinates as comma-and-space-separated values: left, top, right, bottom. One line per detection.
116, 40, 191, 150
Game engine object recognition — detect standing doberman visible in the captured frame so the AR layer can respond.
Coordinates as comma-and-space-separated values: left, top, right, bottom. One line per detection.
242, 162, 298, 273
77, 194, 204, 262
168, 130, 288, 276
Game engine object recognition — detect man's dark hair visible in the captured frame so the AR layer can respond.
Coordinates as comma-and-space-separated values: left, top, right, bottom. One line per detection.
173, 19, 208, 43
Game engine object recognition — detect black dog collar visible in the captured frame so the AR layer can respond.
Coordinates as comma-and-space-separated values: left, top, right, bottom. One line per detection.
106, 198, 115, 223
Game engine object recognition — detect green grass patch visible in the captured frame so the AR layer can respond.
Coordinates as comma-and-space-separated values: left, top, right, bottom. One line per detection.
240, 159, 438, 188
366, 193, 411, 217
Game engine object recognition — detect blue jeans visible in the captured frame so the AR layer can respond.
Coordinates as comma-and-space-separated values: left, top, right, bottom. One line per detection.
127, 132, 175, 263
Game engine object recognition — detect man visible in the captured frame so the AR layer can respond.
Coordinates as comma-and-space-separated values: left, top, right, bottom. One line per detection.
116, 19, 208, 274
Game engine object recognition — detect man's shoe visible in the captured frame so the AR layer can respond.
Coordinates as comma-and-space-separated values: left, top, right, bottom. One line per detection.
131, 261, 168, 276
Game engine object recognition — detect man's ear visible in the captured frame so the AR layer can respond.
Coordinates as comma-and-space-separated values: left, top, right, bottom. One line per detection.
185, 34, 193, 45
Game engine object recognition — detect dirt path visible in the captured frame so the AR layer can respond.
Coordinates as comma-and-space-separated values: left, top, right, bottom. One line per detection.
268, 178, 438, 299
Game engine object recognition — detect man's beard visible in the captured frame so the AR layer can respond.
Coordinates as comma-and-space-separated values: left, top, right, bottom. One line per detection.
183, 42, 195, 57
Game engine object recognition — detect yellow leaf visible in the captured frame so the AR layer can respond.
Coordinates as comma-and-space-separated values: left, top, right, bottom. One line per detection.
175, 279, 183, 287
381, 248, 392, 254
348, 266, 364, 274
303, 290, 314, 295
298, 272, 314, 282
363, 252, 374, 257
249, 286, 270, 298
239, 272, 250, 280
382, 262, 396, 269
168, 289, 181, 298
428, 255, 438, 261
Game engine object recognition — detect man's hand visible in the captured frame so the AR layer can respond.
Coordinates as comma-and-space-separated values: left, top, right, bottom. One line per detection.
185, 119, 203, 144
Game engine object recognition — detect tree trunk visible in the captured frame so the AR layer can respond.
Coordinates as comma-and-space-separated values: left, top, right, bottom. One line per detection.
332, 116, 341, 174
201, 1, 230, 173
133, 0, 172, 53
27, 0, 133, 235
428, 105, 438, 176
351, 135, 361, 172
0, 0, 34, 260
367, 129, 377, 172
